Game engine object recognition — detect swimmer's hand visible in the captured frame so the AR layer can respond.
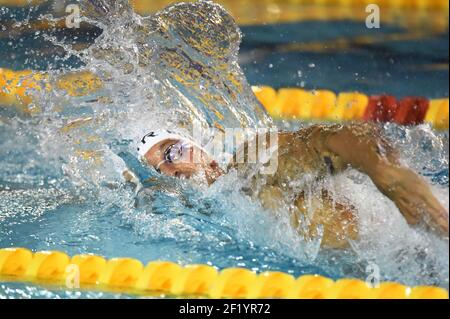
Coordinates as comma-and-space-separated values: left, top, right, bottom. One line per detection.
123, 169, 139, 185
376, 164, 449, 237
313, 123, 449, 238
122, 169, 144, 195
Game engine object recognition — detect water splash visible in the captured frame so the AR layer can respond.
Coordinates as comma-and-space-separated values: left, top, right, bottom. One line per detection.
22, 0, 272, 186
0, 0, 448, 294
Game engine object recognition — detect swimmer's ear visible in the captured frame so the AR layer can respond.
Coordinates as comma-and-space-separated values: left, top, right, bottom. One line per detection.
155, 1, 241, 62
80, 0, 133, 24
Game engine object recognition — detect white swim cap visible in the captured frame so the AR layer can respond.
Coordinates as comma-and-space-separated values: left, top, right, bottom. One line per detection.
137, 130, 185, 159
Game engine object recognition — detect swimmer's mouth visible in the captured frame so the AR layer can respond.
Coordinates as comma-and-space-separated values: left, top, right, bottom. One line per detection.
174, 172, 187, 179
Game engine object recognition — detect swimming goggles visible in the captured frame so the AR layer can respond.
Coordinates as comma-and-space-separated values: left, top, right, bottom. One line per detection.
155, 141, 193, 173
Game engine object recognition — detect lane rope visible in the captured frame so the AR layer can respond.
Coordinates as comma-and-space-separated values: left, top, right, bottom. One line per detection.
0, 0, 448, 12
0, 247, 448, 299
252, 86, 449, 130
0, 68, 448, 130
0, 0, 447, 30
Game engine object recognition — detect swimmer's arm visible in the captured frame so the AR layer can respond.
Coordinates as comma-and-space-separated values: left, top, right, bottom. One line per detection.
311, 123, 449, 237
122, 169, 143, 193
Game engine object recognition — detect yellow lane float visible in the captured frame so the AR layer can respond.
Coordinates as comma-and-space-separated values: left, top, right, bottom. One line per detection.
1, 68, 448, 130
0, 0, 447, 30
0, 247, 448, 299
0, 68, 102, 114
252, 86, 449, 130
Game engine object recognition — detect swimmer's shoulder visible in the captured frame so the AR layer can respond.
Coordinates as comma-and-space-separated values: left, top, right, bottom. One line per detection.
278, 124, 350, 175
227, 124, 351, 181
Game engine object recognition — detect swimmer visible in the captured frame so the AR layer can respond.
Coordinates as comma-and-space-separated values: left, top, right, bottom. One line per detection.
126, 123, 449, 249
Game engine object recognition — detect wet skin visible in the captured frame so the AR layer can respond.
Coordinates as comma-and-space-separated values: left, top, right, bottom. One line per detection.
137, 123, 449, 248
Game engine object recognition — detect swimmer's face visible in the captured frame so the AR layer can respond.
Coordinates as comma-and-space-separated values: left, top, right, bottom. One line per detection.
143, 138, 223, 184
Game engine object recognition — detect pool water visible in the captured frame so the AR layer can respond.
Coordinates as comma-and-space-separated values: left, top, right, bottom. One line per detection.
0, 1, 448, 298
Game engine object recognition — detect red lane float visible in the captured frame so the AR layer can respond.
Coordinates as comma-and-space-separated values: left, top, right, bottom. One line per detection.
363, 95, 430, 126
363, 95, 398, 123
252, 86, 448, 130
393, 97, 429, 126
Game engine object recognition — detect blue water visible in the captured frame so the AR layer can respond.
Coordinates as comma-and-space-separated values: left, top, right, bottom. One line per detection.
0, 1, 449, 298
240, 22, 449, 98
1, 5, 448, 97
